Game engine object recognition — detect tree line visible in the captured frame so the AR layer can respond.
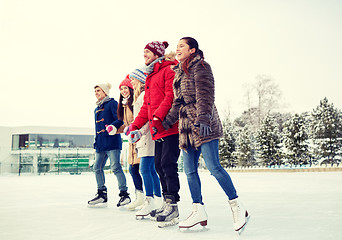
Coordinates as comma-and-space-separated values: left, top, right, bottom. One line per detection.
218, 76, 342, 168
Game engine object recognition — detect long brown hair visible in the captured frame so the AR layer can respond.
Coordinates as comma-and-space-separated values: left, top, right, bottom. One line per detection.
180, 37, 205, 76
117, 87, 134, 121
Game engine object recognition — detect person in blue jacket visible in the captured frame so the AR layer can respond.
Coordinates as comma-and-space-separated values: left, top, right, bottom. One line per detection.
88, 83, 131, 208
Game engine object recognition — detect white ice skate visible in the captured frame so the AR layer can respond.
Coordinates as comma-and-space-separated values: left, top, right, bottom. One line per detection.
136, 196, 154, 220
178, 203, 208, 232
229, 197, 250, 235
125, 190, 144, 211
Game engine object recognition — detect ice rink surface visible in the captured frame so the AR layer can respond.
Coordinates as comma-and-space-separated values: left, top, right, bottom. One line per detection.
1, 171, 341, 240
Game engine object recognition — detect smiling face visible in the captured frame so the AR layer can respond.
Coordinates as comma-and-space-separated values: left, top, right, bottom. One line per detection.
120, 85, 130, 98
95, 87, 106, 101
144, 48, 159, 65
176, 39, 196, 63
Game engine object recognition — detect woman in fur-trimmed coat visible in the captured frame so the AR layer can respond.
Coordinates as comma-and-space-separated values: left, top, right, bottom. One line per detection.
162, 37, 249, 232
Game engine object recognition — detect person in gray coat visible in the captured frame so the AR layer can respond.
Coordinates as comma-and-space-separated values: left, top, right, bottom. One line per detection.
128, 68, 163, 218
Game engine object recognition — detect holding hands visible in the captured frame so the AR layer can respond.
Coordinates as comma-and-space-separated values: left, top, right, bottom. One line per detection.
105, 124, 117, 135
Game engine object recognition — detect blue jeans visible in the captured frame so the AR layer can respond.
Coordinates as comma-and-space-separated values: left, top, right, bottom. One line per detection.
140, 156, 161, 197
94, 150, 127, 192
129, 164, 143, 192
183, 139, 238, 204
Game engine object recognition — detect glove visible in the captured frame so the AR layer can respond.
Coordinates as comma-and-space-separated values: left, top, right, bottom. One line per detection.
196, 123, 212, 137
162, 118, 172, 131
124, 124, 137, 136
123, 125, 131, 136
130, 130, 142, 143
151, 117, 163, 137
105, 124, 117, 135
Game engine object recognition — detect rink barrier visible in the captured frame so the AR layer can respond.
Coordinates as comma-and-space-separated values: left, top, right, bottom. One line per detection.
225, 167, 342, 173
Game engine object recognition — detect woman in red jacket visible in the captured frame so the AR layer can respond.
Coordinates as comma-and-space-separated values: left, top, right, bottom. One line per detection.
128, 41, 180, 227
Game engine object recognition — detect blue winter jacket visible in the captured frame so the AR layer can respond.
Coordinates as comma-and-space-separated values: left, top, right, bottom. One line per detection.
94, 98, 124, 152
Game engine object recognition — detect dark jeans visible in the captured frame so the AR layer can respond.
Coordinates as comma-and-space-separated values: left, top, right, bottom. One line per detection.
128, 164, 143, 192
154, 134, 181, 202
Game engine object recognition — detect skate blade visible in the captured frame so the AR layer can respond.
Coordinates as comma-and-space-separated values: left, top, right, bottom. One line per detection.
87, 202, 108, 208
117, 200, 131, 207
179, 225, 209, 233
237, 215, 251, 235
158, 218, 179, 228
125, 206, 137, 211
136, 215, 150, 220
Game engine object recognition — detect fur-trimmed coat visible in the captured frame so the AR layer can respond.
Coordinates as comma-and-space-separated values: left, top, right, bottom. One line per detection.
164, 54, 223, 150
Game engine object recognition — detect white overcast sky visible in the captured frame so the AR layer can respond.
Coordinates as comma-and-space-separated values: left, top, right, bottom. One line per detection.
0, 0, 341, 128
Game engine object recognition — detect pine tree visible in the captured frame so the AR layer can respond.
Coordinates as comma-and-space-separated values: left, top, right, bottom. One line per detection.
256, 114, 283, 167
219, 119, 237, 168
235, 126, 256, 167
310, 98, 342, 166
283, 113, 310, 167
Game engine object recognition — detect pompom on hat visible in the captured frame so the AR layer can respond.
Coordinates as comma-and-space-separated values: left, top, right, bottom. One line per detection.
94, 83, 112, 96
129, 68, 148, 84
144, 41, 169, 57
119, 75, 133, 90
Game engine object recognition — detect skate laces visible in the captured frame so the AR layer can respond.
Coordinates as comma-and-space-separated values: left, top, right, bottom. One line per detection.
160, 202, 173, 216
157, 201, 166, 212
232, 204, 241, 223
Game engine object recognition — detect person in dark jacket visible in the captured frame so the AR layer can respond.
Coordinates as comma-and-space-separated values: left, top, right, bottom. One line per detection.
87, 83, 131, 208
162, 37, 249, 233
127, 41, 180, 227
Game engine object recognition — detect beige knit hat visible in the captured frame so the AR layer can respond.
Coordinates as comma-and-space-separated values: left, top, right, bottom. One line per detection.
94, 83, 112, 96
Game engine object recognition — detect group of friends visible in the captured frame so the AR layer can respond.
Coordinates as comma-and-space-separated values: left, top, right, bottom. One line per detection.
88, 37, 250, 232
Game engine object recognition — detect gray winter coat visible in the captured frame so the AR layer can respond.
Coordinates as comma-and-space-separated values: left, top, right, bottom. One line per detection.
164, 54, 223, 150
134, 91, 155, 158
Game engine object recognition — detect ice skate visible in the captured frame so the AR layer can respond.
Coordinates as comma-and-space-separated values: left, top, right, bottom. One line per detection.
229, 197, 250, 235
117, 190, 131, 207
179, 203, 208, 231
125, 190, 144, 210
136, 196, 154, 220
87, 189, 108, 208
157, 195, 179, 228
150, 197, 166, 221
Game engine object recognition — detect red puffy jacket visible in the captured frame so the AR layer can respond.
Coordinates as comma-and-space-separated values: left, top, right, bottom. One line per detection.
132, 57, 179, 140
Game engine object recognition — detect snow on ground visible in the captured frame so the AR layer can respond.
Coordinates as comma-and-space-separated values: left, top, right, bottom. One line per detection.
0, 171, 341, 240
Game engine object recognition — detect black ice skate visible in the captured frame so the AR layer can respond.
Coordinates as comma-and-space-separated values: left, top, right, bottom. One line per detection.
117, 190, 131, 207
156, 195, 179, 228
87, 189, 108, 208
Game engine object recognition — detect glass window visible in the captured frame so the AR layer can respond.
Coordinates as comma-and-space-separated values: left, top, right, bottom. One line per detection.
12, 134, 94, 150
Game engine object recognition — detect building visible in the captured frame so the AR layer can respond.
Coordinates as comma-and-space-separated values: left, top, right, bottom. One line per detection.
0, 126, 100, 174
0, 126, 185, 175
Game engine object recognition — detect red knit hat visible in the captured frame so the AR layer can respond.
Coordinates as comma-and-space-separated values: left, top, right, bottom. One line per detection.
144, 41, 169, 57
119, 75, 133, 90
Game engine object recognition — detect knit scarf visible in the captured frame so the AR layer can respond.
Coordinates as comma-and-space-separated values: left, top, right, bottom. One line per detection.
145, 56, 165, 75
96, 96, 110, 106
122, 96, 130, 105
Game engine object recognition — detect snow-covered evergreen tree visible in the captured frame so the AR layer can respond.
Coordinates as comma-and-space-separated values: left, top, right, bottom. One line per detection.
219, 119, 237, 168
283, 113, 310, 166
310, 98, 342, 166
256, 114, 283, 167
235, 126, 256, 167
